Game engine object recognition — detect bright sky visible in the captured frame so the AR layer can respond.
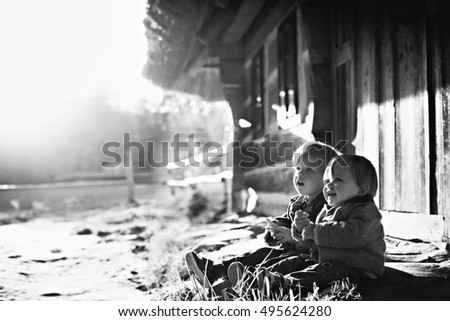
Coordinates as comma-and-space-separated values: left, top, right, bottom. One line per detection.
0, 0, 162, 141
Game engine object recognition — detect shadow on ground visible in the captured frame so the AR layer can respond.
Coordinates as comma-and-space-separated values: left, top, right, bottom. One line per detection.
361, 267, 450, 300
186, 211, 450, 301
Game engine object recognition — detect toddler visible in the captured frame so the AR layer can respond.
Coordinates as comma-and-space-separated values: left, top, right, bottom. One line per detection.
231, 154, 386, 294
184, 141, 340, 289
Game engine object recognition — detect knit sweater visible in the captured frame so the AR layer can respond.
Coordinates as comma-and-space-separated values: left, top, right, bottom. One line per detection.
313, 195, 386, 276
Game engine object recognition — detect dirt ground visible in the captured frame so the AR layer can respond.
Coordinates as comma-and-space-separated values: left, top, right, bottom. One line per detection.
0, 183, 193, 300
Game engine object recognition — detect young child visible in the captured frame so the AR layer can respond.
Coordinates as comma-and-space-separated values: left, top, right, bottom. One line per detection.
231, 154, 386, 294
184, 141, 340, 289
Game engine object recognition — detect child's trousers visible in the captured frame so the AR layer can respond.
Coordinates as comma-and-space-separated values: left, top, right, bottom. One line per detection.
284, 261, 372, 291
214, 246, 313, 276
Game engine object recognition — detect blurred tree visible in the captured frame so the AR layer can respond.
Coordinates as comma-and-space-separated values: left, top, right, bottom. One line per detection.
0, 92, 230, 184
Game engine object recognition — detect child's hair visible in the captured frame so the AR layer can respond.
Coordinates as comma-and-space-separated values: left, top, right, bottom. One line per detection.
292, 141, 341, 169
328, 154, 378, 197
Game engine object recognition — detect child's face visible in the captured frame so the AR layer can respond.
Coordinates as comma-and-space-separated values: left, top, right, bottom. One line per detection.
292, 153, 325, 198
323, 163, 361, 207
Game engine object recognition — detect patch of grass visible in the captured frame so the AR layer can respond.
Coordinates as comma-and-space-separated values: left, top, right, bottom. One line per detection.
180, 266, 362, 301
142, 213, 191, 288
305, 278, 361, 301
220, 265, 297, 301
146, 231, 190, 289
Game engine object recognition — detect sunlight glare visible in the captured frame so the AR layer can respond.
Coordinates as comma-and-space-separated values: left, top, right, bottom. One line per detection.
0, 0, 161, 145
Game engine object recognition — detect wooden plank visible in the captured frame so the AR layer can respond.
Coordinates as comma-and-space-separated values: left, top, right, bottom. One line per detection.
297, 8, 312, 124
244, 59, 251, 104
426, 11, 440, 217
353, 0, 379, 200
392, 7, 429, 214
222, 86, 245, 121
420, 3, 431, 216
266, 77, 279, 125
253, 194, 290, 217
266, 29, 278, 75
310, 66, 333, 138
330, 0, 355, 154
264, 32, 278, 128
377, 1, 396, 211
381, 211, 445, 242
438, 8, 450, 241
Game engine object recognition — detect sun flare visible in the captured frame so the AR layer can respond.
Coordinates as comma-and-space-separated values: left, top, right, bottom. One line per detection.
0, 0, 161, 144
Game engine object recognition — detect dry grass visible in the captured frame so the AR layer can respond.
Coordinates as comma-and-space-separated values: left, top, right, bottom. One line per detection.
148, 241, 362, 301
146, 222, 192, 289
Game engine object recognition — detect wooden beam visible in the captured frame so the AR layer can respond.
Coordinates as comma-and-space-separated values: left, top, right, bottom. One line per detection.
222, 0, 266, 43
310, 64, 333, 136
244, 0, 296, 59
196, 1, 241, 45
210, 42, 244, 59
301, 0, 333, 138
220, 58, 245, 87
182, 42, 209, 74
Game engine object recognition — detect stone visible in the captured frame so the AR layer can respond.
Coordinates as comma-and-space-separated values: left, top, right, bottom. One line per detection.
76, 228, 93, 235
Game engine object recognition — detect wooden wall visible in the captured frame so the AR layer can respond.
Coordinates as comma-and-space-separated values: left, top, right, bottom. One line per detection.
346, 0, 450, 240
295, 0, 449, 240
215, 0, 450, 240
353, 0, 429, 213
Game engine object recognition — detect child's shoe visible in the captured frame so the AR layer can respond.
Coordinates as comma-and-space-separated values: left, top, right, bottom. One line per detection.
256, 267, 290, 293
185, 251, 216, 289
227, 261, 245, 288
227, 262, 257, 294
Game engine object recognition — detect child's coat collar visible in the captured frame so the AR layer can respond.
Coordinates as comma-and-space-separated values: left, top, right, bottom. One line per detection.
325, 194, 374, 211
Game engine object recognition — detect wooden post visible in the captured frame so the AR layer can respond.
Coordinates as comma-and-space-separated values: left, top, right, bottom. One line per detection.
125, 147, 138, 206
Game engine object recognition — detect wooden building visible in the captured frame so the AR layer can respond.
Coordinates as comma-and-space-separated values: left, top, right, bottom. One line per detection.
144, 0, 450, 243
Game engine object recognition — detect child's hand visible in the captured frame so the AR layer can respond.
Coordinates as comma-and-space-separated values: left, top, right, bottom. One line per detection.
265, 218, 280, 236
302, 223, 315, 241
293, 211, 310, 231
291, 225, 303, 243
273, 226, 294, 244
